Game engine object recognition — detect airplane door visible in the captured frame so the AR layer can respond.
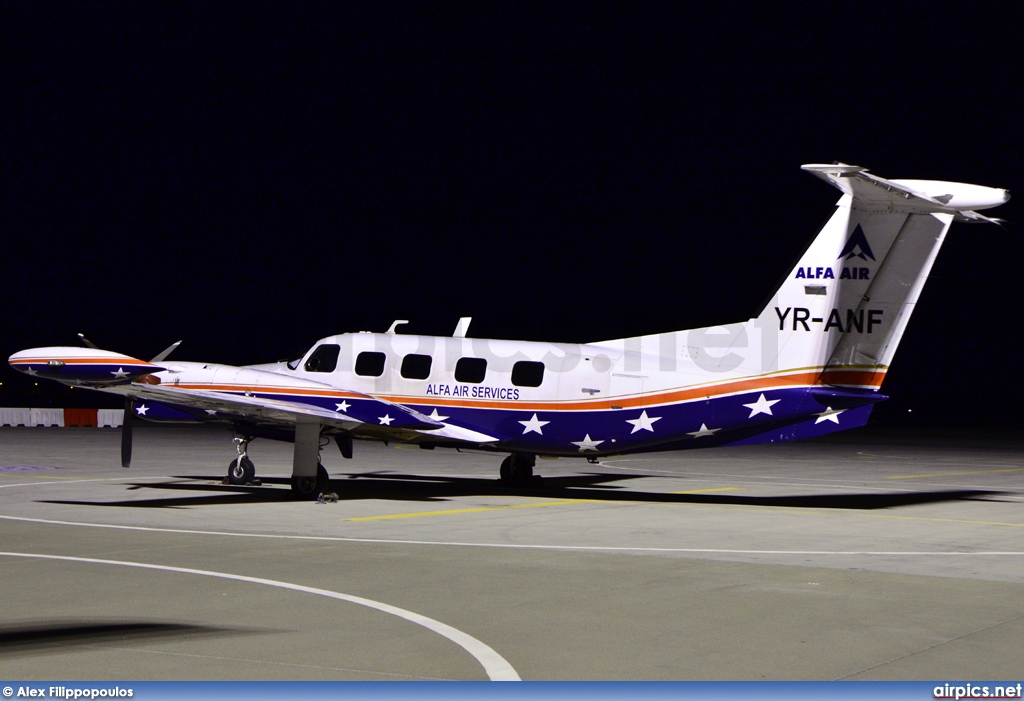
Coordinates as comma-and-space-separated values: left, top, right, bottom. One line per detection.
558, 351, 615, 402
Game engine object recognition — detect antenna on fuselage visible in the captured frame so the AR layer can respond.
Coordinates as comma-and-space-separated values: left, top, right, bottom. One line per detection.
453, 317, 472, 337
386, 320, 409, 334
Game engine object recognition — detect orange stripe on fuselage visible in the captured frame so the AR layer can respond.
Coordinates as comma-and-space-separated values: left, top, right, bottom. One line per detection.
818, 368, 886, 388
12, 357, 154, 366
162, 367, 886, 413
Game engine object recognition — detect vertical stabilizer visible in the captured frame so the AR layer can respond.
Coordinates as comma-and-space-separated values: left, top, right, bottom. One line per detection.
756, 164, 1008, 389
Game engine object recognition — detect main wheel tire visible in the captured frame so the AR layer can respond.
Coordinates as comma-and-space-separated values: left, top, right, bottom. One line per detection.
290, 463, 329, 500
514, 457, 534, 483
227, 457, 255, 485
500, 455, 535, 486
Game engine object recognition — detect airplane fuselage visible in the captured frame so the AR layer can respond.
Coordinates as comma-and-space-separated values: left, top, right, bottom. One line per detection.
131, 328, 884, 457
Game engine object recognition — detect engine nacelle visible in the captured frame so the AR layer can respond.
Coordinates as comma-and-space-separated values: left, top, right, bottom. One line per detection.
8, 347, 165, 385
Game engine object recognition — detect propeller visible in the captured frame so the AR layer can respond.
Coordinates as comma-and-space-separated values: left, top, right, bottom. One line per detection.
74, 335, 179, 468
121, 398, 133, 468
150, 340, 181, 363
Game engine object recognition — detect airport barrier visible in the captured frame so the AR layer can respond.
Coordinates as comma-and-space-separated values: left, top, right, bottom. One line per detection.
98, 409, 124, 427
0, 409, 124, 427
65, 408, 98, 427
0, 408, 32, 426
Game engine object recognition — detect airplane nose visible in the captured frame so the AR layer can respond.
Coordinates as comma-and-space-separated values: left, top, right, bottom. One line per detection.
9, 349, 36, 371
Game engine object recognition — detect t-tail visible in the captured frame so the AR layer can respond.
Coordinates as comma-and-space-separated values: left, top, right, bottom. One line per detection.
593, 163, 1008, 447
758, 163, 1008, 390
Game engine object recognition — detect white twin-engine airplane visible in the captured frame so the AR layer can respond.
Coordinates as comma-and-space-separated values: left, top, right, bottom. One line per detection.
10, 164, 1009, 498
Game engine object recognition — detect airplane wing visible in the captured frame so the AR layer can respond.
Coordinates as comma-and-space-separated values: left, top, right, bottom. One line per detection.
119, 383, 504, 444
114, 382, 444, 436
9, 347, 507, 445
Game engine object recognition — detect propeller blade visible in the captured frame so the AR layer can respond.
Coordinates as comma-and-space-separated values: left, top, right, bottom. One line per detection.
121, 398, 133, 468
150, 340, 182, 363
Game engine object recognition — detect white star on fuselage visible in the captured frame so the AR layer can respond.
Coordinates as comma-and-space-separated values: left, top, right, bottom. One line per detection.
814, 406, 846, 424
205, 409, 217, 415
135, 404, 149, 416
571, 434, 604, 452
742, 393, 780, 418
428, 409, 449, 422
110, 367, 130, 379
379, 414, 394, 426
625, 410, 662, 434
519, 413, 550, 435
335, 401, 351, 413
687, 423, 720, 438
24, 367, 38, 376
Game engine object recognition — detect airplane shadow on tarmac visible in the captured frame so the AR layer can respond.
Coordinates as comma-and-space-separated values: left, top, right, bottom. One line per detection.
0, 621, 260, 656
37, 471, 1006, 510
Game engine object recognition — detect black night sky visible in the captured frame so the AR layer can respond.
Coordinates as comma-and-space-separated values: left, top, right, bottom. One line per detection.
3, 3, 1021, 427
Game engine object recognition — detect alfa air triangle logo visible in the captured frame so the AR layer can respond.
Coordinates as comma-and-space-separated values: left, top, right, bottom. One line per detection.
838, 224, 875, 261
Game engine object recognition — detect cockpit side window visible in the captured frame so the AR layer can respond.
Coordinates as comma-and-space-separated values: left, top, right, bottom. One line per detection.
304, 344, 340, 373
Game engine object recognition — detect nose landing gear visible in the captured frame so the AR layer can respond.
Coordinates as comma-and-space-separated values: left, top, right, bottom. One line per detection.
226, 436, 256, 485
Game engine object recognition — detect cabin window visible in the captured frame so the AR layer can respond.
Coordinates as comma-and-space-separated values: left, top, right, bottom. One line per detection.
355, 351, 386, 377
455, 357, 487, 384
511, 360, 545, 387
304, 344, 340, 373
401, 354, 432, 380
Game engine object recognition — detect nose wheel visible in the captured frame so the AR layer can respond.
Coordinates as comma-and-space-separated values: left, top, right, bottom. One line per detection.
228, 456, 256, 484
226, 437, 257, 485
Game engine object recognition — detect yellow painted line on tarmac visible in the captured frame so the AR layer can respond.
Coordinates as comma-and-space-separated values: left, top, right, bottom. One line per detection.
0, 476, 125, 487
887, 468, 1024, 480
346, 499, 599, 522
350, 489, 741, 521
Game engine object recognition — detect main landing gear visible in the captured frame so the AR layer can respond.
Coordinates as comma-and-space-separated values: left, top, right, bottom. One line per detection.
290, 464, 329, 500
290, 422, 330, 500
499, 452, 541, 487
225, 432, 330, 500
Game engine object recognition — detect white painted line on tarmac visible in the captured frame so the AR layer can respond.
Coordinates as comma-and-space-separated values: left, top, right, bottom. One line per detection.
0, 550, 520, 682
3, 515, 1023, 556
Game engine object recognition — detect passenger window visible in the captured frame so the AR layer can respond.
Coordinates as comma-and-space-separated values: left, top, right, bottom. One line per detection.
355, 351, 386, 377
511, 360, 545, 387
401, 354, 432, 380
304, 344, 340, 373
455, 357, 487, 384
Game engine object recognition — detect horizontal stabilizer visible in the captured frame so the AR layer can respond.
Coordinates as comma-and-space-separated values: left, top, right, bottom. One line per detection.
801, 163, 1009, 219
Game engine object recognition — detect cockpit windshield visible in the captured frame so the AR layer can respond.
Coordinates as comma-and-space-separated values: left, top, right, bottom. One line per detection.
283, 351, 306, 371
